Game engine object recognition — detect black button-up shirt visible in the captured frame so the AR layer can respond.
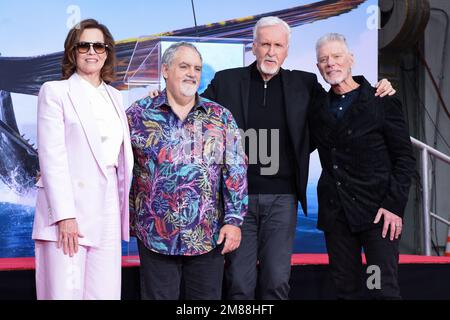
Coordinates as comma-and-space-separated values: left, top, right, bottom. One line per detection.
329, 88, 360, 120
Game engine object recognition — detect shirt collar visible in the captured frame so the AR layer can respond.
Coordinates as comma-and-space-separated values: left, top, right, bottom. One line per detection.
76, 73, 106, 94
75, 72, 104, 89
154, 89, 208, 112
329, 86, 360, 102
250, 61, 282, 83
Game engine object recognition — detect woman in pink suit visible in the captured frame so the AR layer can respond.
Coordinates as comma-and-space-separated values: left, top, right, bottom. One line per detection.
32, 19, 133, 300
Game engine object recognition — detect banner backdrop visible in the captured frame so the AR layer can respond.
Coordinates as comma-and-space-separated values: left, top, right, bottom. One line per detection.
0, 0, 378, 258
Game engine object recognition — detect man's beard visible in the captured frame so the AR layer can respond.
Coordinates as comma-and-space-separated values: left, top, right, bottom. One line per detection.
180, 82, 198, 97
324, 69, 350, 85
325, 75, 345, 85
260, 59, 280, 76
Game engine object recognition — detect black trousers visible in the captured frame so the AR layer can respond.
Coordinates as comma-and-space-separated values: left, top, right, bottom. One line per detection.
324, 218, 401, 299
225, 194, 298, 300
137, 240, 224, 300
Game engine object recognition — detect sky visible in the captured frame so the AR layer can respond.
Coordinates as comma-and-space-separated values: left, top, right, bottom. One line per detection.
0, 0, 377, 56
0, 0, 309, 56
0, 0, 378, 181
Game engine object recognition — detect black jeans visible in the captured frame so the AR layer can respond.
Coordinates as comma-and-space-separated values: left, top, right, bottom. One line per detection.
324, 218, 401, 299
225, 194, 298, 300
138, 240, 224, 300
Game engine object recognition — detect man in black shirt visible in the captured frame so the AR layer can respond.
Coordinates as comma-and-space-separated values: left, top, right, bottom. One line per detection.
310, 33, 415, 299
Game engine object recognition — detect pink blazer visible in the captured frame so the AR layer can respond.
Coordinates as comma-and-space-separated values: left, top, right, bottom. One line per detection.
32, 74, 134, 247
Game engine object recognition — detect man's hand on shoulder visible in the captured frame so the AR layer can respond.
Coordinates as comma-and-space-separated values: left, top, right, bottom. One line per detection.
375, 79, 396, 97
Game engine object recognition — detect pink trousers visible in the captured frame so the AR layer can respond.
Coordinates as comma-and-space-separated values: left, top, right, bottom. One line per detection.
35, 167, 122, 300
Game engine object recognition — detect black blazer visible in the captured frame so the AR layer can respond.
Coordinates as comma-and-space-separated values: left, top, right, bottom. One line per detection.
202, 62, 323, 214
308, 76, 416, 232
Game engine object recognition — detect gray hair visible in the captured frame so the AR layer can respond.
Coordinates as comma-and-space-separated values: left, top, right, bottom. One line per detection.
316, 33, 350, 58
161, 41, 203, 66
253, 16, 291, 42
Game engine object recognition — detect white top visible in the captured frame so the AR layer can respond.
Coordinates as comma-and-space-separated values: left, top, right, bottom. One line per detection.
77, 74, 123, 167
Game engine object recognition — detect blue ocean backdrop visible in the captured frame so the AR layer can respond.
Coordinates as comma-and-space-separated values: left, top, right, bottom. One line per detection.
0, 183, 325, 258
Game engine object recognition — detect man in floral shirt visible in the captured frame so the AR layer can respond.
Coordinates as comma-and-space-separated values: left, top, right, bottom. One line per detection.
127, 42, 248, 300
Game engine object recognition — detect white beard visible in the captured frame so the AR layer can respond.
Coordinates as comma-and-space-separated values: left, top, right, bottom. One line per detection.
180, 82, 198, 97
324, 68, 351, 85
325, 75, 345, 85
260, 63, 279, 76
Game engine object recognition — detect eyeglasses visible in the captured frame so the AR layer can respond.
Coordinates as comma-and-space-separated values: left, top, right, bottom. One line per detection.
75, 42, 109, 54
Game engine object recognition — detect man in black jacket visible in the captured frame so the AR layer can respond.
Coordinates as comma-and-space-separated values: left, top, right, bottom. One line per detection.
202, 17, 395, 300
310, 33, 415, 299
203, 17, 319, 300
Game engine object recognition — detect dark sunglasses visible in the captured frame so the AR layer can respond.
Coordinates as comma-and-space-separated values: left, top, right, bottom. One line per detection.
75, 42, 109, 54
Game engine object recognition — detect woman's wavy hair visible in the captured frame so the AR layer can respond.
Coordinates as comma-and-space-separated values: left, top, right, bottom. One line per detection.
62, 19, 116, 83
